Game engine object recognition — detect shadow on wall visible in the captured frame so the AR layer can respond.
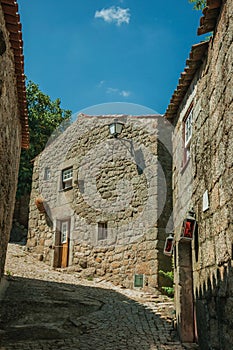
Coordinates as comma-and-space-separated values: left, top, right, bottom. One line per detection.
196, 263, 233, 350
0, 275, 178, 348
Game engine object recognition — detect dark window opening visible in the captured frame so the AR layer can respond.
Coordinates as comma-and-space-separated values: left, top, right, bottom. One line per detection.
137, 165, 143, 175
98, 222, 107, 240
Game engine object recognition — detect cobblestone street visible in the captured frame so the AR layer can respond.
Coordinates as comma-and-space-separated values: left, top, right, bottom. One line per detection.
0, 244, 198, 350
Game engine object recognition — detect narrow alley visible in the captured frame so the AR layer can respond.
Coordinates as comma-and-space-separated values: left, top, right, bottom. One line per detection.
0, 244, 198, 350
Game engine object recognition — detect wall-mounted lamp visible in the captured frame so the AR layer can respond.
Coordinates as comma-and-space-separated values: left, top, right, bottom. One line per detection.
180, 208, 196, 241
163, 233, 174, 256
109, 120, 124, 138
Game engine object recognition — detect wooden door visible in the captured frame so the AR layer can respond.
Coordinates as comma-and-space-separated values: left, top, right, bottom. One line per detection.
60, 221, 69, 268
53, 225, 62, 268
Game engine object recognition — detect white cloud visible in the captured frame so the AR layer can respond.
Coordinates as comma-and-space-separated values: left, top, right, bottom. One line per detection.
95, 6, 130, 26
106, 87, 119, 94
120, 90, 131, 97
106, 87, 131, 98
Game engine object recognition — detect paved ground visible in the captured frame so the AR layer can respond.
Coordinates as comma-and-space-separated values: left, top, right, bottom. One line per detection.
0, 244, 198, 350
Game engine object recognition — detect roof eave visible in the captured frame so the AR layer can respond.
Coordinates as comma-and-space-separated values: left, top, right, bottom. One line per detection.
1, 0, 29, 149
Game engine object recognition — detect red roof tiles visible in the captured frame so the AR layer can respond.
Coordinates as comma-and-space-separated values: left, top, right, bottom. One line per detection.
164, 0, 223, 120
1, 0, 29, 148
198, 0, 222, 35
164, 41, 209, 119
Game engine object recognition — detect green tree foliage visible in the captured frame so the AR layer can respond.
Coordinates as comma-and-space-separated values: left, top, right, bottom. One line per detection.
189, 0, 206, 10
17, 80, 72, 197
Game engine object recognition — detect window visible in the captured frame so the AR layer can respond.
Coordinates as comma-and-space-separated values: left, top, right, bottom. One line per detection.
185, 109, 193, 147
98, 222, 107, 240
62, 167, 73, 189
134, 274, 144, 288
61, 221, 69, 243
44, 167, 51, 180
183, 106, 193, 167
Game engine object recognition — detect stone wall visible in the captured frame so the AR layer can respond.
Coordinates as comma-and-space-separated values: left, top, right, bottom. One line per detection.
191, 1, 233, 348
0, 6, 22, 280
173, 0, 233, 347
28, 114, 173, 291
172, 82, 197, 342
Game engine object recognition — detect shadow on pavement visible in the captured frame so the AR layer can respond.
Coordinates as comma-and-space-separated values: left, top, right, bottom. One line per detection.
0, 275, 182, 350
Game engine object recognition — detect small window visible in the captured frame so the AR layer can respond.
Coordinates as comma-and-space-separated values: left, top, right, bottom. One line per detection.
62, 167, 73, 189
61, 221, 69, 243
183, 106, 193, 167
44, 167, 51, 180
98, 222, 107, 241
185, 109, 193, 147
134, 274, 144, 288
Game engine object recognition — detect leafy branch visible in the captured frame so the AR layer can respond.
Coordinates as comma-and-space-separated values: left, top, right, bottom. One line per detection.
189, 0, 206, 10
17, 80, 72, 197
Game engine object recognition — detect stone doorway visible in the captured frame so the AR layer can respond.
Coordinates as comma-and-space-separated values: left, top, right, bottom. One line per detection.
53, 219, 70, 268
175, 241, 196, 343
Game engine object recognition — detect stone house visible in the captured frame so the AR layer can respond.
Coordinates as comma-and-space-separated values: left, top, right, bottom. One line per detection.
0, 0, 29, 284
165, 0, 232, 348
28, 113, 173, 290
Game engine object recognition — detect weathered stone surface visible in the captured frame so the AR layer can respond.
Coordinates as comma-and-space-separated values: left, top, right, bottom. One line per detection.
28, 115, 172, 291
0, 5, 22, 284
172, 0, 233, 347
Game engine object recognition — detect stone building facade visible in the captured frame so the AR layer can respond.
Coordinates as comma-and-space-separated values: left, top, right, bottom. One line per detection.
28, 114, 173, 291
0, 0, 29, 284
165, 0, 233, 348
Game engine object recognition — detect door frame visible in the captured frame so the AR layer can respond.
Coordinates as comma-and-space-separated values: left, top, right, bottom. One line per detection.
53, 218, 70, 268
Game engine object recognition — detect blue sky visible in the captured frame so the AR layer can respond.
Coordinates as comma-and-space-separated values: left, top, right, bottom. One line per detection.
17, 0, 204, 115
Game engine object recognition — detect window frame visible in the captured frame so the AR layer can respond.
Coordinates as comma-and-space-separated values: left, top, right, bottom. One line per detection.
182, 104, 193, 169
97, 222, 108, 241
44, 167, 51, 180
61, 220, 69, 244
184, 108, 193, 147
61, 167, 73, 190
134, 274, 144, 288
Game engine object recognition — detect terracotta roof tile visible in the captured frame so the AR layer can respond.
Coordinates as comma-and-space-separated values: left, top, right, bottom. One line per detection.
164, 41, 209, 119
198, 0, 222, 35
1, 0, 29, 148
164, 0, 223, 120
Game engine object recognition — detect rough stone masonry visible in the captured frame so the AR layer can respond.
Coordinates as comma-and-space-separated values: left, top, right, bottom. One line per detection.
28, 114, 173, 291
169, 0, 233, 347
0, 3, 24, 284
